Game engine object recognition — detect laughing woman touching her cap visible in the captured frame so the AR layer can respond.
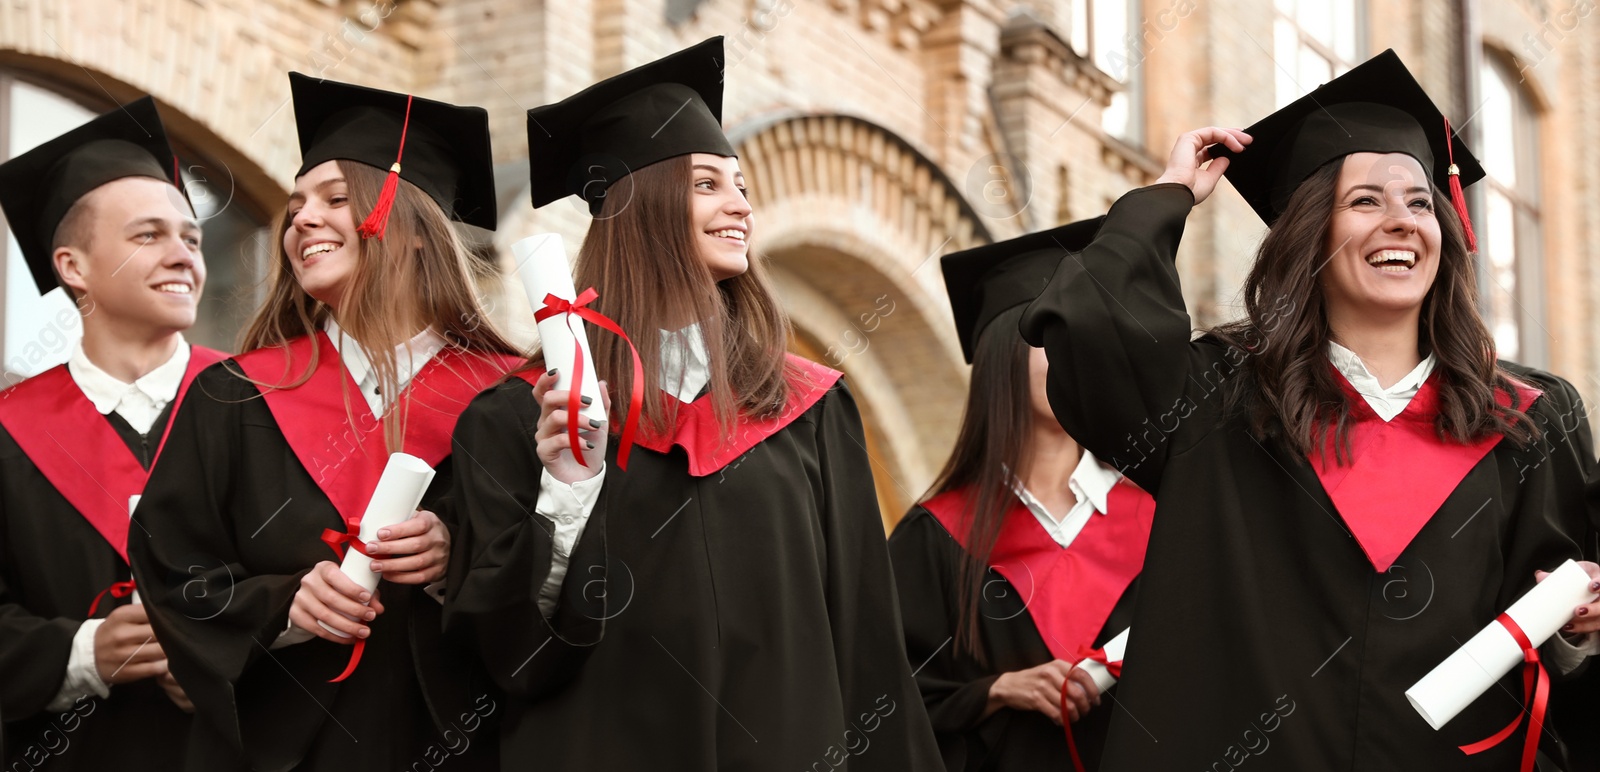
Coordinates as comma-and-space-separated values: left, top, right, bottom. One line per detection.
1017, 50, 1600, 770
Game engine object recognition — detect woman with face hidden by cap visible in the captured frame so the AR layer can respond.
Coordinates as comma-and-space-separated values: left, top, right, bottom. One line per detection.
442, 37, 941, 770
1017, 50, 1600, 770
127, 75, 521, 771
887, 219, 1157, 771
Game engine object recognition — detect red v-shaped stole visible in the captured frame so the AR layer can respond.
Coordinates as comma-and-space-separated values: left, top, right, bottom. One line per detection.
0, 346, 228, 561
1310, 370, 1542, 572
234, 333, 519, 529
516, 353, 842, 477
924, 481, 1155, 662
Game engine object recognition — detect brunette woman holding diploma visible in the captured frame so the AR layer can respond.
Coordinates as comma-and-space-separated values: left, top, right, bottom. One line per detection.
128, 75, 520, 771
444, 37, 940, 770
1018, 50, 1600, 770
888, 219, 1154, 772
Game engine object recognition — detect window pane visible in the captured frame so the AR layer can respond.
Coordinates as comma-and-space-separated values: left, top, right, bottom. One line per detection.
1485, 188, 1519, 360
1298, 47, 1333, 93
1479, 61, 1517, 186
1297, 0, 1334, 50
1332, 0, 1359, 61
4, 81, 95, 379
1093, 0, 1130, 81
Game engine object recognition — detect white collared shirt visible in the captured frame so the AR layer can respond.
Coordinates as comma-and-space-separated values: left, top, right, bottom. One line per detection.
1012, 449, 1123, 549
324, 320, 448, 416
67, 338, 191, 435
1327, 341, 1436, 422
659, 323, 711, 403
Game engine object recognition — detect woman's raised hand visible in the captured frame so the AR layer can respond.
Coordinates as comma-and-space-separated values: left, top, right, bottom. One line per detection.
533, 369, 612, 484
1153, 127, 1252, 206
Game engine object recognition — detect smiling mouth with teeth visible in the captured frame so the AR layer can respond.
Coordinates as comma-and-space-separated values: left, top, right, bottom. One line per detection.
708, 229, 746, 243
302, 242, 340, 260
1365, 249, 1417, 273
154, 283, 192, 295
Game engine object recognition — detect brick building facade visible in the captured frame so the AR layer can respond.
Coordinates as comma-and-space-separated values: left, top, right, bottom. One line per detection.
1, 0, 1595, 528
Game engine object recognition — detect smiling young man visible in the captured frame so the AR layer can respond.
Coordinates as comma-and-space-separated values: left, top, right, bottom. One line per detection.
0, 97, 225, 772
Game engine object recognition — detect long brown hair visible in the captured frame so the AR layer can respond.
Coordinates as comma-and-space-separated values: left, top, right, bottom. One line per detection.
924, 305, 1035, 662
1212, 157, 1537, 460
555, 153, 791, 437
241, 159, 519, 450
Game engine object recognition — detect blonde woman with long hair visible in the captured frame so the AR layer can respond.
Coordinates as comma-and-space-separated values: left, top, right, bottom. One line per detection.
128, 75, 519, 771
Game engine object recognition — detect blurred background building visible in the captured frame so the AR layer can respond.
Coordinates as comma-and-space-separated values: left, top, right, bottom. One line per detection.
1, 0, 1595, 529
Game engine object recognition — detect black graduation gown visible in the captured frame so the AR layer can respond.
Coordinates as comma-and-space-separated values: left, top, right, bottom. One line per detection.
1017, 183, 1595, 771
444, 372, 943, 770
0, 405, 188, 771
889, 505, 1137, 771
127, 358, 502, 772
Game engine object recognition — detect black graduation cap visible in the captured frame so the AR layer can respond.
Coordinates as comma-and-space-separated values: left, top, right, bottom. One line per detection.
289, 72, 497, 234
941, 217, 1105, 363
1214, 49, 1484, 247
0, 97, 181, 294
526, 36, 735, 215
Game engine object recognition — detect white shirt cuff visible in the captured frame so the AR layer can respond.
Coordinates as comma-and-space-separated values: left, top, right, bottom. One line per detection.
1547, 630, 1600, 676
46, 619, 111, 712
271, 616, 316, 649
535, 464, 605, 617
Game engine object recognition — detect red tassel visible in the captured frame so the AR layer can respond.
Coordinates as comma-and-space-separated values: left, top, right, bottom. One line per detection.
357, 163, 402, 240
1442, 117, 1478, 253
357, 94, 414, 240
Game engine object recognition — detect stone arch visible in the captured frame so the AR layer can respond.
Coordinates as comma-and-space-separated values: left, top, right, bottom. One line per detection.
733, 112, 990, 530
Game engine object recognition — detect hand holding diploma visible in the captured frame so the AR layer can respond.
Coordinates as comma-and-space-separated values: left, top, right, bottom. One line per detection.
290, 561, 384, 644
1406, 559, 1600, 752
364, 509, 451, 584
533, 368, 611, 485
515, 234, 607, 424
1539, 560, 1600, 635
1074, 627, 1130, 695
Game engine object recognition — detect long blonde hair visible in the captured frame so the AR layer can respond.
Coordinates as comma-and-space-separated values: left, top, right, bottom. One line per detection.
242, 159, 520, 450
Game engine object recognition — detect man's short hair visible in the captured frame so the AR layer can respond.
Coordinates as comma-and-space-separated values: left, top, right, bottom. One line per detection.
49, 191, 97, 255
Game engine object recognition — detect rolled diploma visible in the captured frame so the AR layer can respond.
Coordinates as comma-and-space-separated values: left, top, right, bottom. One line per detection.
127, 495, 143, 604
1075, 627, 1130, 694
1406, 559, 1598, 730
317, 453, 437, 638
513, 234, 606, 425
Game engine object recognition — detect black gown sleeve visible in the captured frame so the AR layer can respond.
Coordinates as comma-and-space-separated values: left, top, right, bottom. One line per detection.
811, 382, 943, 768
127, 365, 310, 752
442, 383, 606, 699
0, 541, 77, 720
1494, 369, 1597, 672
1018, 183, 1210, 491
886, 507, 998, 733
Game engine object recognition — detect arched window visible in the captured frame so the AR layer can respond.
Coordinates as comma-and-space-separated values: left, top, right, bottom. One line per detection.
1273, 0, 1364, 106
1477, 55, 1544, 364
0, 73, 270, 380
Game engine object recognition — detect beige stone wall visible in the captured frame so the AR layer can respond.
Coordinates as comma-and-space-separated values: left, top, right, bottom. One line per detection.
2, 0, 1596, 526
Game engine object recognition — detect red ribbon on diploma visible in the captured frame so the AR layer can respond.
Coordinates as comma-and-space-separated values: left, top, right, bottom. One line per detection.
1061, 648, 1122, 772
532, 288, 644, 470
1458, 613, 1547, 772
87, 580, 136, 617
319, 528, 374, 683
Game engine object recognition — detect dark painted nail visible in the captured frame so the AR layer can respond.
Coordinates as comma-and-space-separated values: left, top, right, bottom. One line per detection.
1579, 607, 1590, 616
586, 441, 595, 449
547, 368, 558, 378
581, 396, 594, 405
589, 419, 601, 428
1590, 581, 1599, 591
1565, 623, 1576, 631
